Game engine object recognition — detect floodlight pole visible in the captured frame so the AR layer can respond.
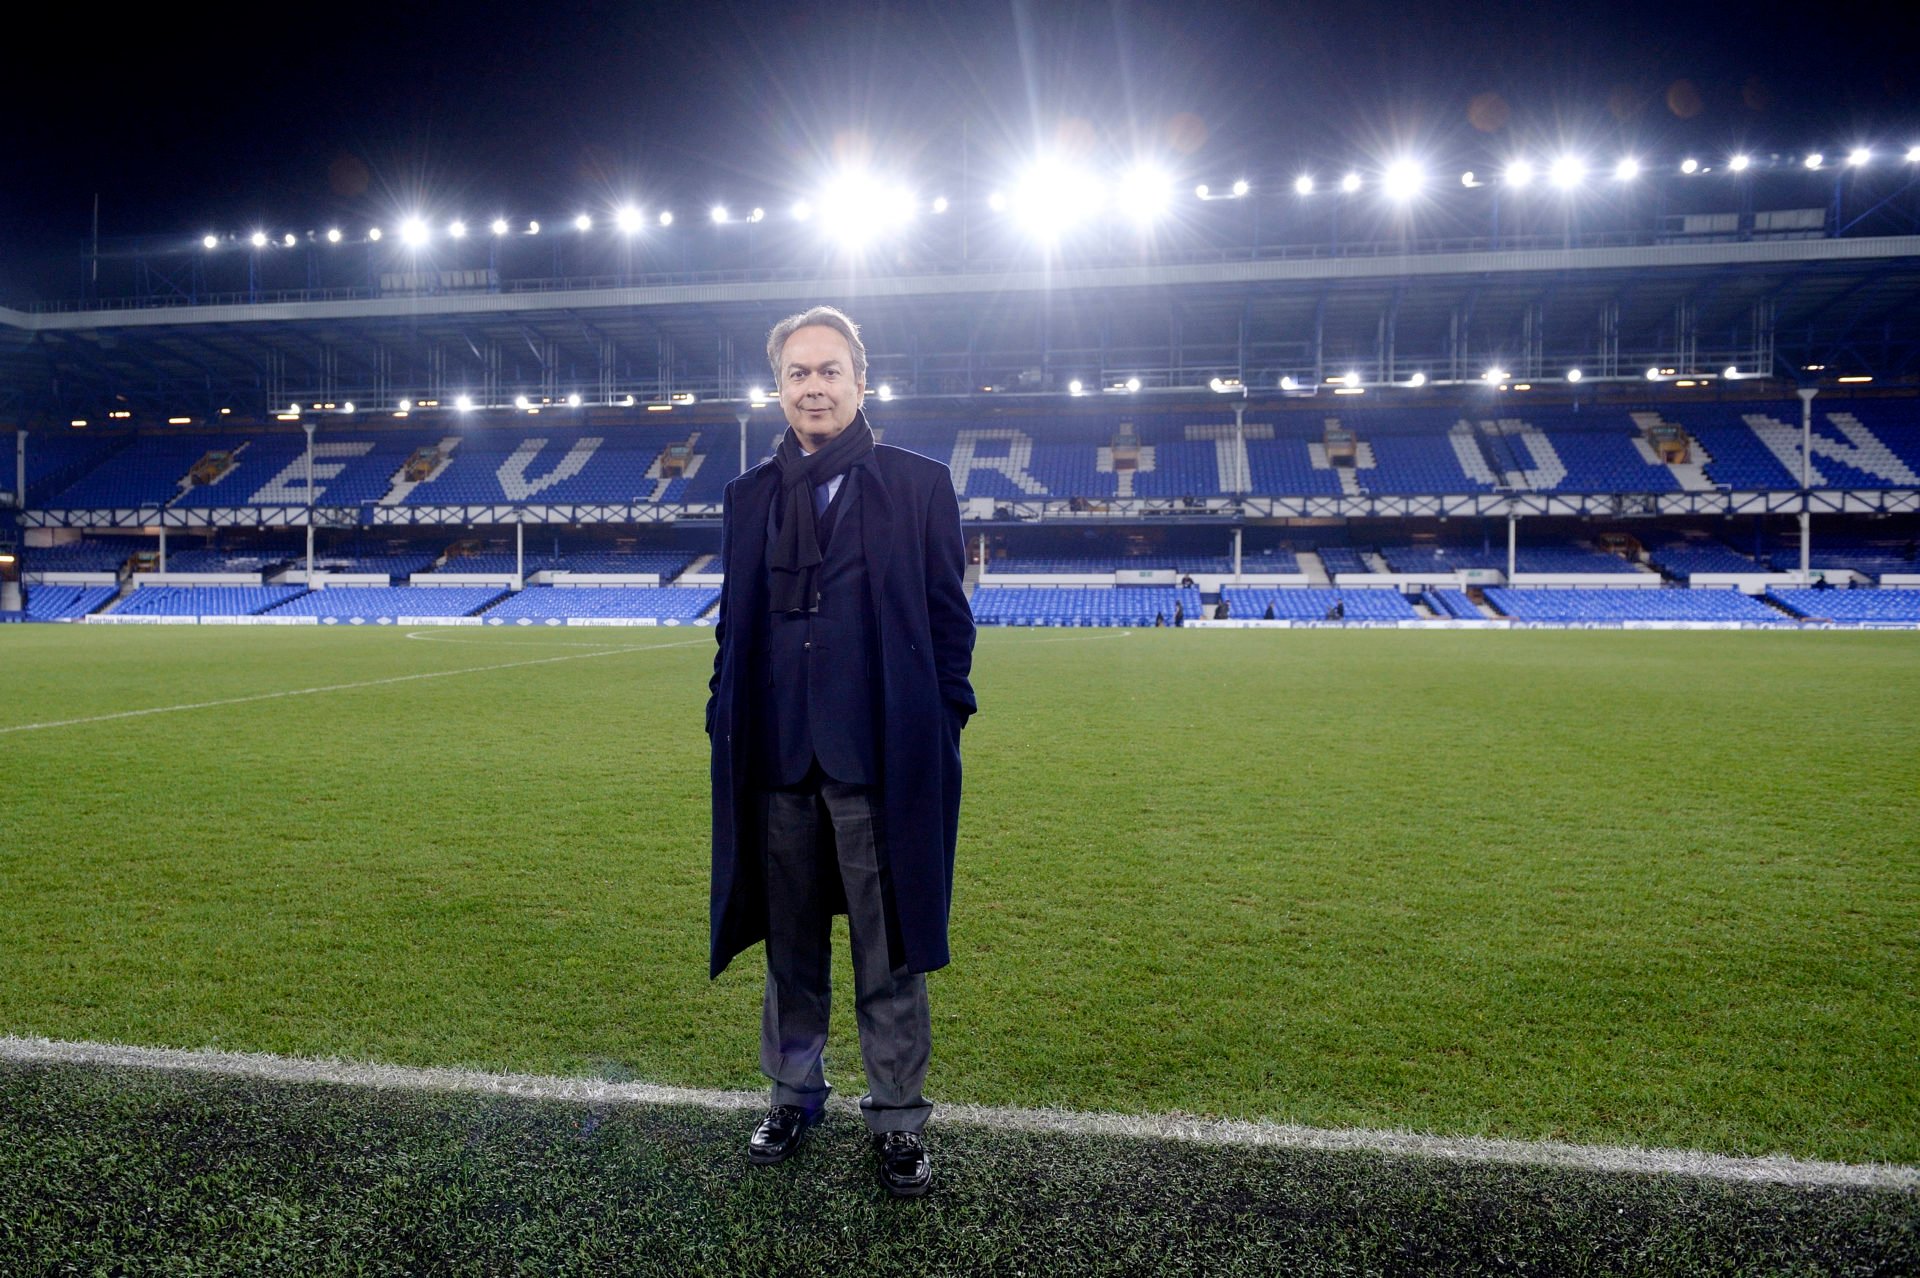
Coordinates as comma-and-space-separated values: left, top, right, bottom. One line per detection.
15, 430, 26, 514
515, 517, 524, 586
1508, 508, 1518, 582
158, 526, 167, 574
1231, 402, 1247, 495
736, 411, 750, 478
303, 421, 316, 577
1232, 527, 1243, 581
1797, 386, 1818, 583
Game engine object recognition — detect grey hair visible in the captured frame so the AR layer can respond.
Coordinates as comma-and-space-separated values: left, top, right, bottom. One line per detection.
767, 305, 867, 384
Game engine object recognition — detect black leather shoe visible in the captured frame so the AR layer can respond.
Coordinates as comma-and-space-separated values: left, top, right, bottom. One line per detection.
748, 1105, 823, 1165
872, 1130, 932, 1198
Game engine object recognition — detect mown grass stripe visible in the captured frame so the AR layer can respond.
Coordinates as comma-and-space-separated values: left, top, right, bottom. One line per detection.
0, 635, 704, 734
6, 1035, 1911, 1191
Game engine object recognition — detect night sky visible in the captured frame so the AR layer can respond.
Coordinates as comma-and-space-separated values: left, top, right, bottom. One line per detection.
4, 0, 1913, 299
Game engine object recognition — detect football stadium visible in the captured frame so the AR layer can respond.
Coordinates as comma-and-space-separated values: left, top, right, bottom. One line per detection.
4, 11, 1919, 1272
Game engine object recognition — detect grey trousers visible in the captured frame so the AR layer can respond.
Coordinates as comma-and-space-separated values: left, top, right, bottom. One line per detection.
760, 776, 933, 1134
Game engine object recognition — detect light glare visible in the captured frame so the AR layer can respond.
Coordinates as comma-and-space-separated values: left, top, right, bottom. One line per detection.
1848, 147, 1870, 167
1548, 155, 1585, 189
1294, 174, 1314, 195
574, 213, 593, 231
1680, 157, 1700, 174
1340, 173, 1361, 194
250, 231, 267, 247
616, 206, 644, 233
1505, 159, 1534, 188
202, 234, 218, 249
1382, 160, 1423, 201
1729, 154, 1752, 172
1613, 157, 1640, 180
400, 216, 428, 247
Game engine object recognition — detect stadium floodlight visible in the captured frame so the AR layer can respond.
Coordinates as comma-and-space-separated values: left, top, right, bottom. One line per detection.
1407, 371, 1427, 388
289, 403, 303, 414
1566, 368, 1583, 382
283, 232, 297, 247
1804, 153, 1824, 170
1340, 172, 1362, 194
1125, 377, 1142, 392
514, 395, 531, 410
325, 227, 342, 243
710, 205, 729, 224
1195, 183, 1209, 199
1613, 157, 1641, 181
791, 200, 813, 221
1483, 367, 1509, 384
1231, 178, 1250, 197
1908, 145, 1920, 163
876, 383, 894, 401
1848, 147, 1870, 167
369, 226, 383, 241
491, 218, 509, 236
340, 402, 354, 413
658, 210, 673, 227
1006, 160, 1107, 242
400, 217, 429, 247
448, 220, 467, 239
931, 196, 949, 214
615, 206, 644, 233
202, 234, 218, 249
748, 207, 765, 223
1341, 370, 1361, 388
1460, 171, 1477, 187
1724, 365, 1742, 379
454, 394, 474, 411
1115, 163, 1174, 227
1382, 160, 1423, 201
250, 231, 268, 248
1680, 157, 1700, 174
1068, 378, 1085, 396
574, 213, 593, 231
1645, 366, 1662, 380
987, 190, 1008, 212
1504, 159, 1534, 188
1729, 154, 1752, 172
1294, 174, 1314, 195
1548, 155, 1585, 189
807, 171, 918, 245
567, 392, 582, 407
398, 398, 413, 412
1280, 375, 1300, 390
527, 220, 540, 234
748, 386, 767, 404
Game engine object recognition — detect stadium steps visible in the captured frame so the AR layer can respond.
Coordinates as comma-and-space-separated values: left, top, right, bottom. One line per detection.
1362, 551, 1392, 574
1298, 551, 1331, 585
682, 553, 717, 575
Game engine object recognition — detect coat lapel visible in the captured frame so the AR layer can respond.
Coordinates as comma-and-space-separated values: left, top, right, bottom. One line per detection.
859, 455, 896, 591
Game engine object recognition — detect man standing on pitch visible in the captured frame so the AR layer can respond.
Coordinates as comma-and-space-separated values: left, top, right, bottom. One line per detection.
706, 305, 975, 1197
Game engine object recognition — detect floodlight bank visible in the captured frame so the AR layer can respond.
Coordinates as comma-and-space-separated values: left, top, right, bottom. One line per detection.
2, 1036, 1911, 1192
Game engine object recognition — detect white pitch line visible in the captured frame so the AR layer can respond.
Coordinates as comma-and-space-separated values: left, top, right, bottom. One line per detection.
0, 638, 707, 736
1, 1035, 1910, 1191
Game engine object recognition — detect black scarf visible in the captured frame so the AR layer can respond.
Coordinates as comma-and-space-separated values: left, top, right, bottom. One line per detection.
768, 410, 875, 613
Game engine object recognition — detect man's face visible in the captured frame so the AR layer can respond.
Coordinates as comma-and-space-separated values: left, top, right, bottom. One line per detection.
778, 324, 865, 452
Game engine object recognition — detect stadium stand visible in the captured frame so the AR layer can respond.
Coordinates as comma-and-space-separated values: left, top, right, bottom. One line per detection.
1220, 587, 1420, 619
480, 586, 719, 622
1646, 542, 1768, 579
1424, 588, 1486, 619
1314, 546, 1374, 575
1380, 543, 1642, 574
170, 434, 415, 508
1483, 588, 1791, 623
114, 586, 308, 616
267, 586, 507, 619
1767, 588, 1920, 623
22, 537, 152, 572
970, 586, 1202, 626
23, 584, 117, 622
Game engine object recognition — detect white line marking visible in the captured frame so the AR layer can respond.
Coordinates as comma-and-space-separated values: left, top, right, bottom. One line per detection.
0, 639, 707, 735
1, 1035, 1908, 1190
997, 628, 1135, 644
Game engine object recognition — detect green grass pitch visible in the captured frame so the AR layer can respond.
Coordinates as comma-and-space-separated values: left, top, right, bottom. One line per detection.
2, 624, 1916, 1167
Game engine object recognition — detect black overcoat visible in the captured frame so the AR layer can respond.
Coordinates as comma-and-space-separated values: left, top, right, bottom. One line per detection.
706, 439, 976, 978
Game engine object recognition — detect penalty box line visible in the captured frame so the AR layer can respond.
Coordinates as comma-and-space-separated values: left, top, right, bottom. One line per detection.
0, 637, 708, 736
2, 1035, 1911, 1192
